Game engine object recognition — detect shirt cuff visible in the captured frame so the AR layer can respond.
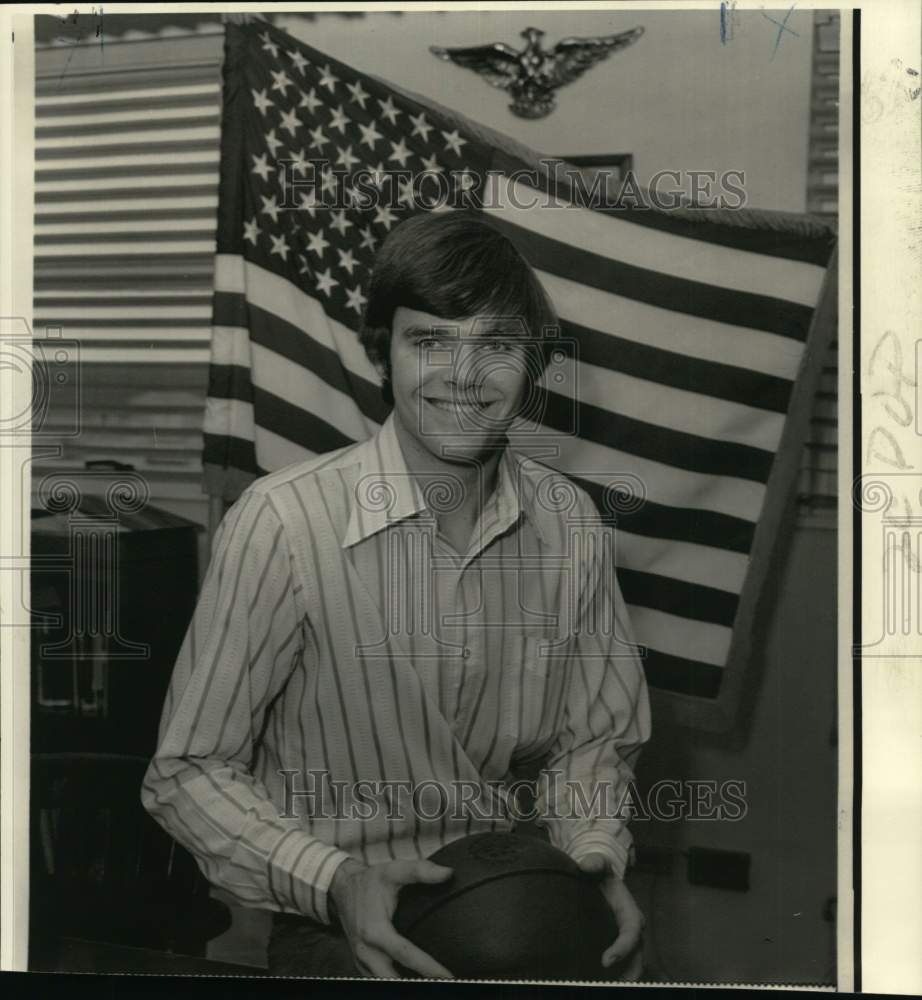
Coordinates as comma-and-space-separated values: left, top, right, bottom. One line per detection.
276, 836, 357, 925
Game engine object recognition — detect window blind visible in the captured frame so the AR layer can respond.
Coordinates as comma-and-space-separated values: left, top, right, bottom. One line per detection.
33, 27, 224, 525
799, 11, 839, 513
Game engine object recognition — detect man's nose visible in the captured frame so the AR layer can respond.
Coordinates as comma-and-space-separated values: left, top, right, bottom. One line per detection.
445, 343, 484, 388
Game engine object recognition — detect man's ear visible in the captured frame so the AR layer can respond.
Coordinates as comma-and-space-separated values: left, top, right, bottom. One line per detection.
379, 374, 395, 407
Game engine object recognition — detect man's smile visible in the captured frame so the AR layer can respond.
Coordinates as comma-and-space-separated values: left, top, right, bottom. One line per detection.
422, 394, 499, 413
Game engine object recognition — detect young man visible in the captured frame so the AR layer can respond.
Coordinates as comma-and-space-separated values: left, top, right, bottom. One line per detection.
143, 211, 650, 980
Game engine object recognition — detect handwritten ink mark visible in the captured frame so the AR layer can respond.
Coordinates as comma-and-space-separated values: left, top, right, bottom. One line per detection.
762, 4, 800, 61
719, 0, 739, 45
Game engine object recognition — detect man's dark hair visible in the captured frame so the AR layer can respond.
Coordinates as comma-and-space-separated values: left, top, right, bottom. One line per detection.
359, 211, 559, 404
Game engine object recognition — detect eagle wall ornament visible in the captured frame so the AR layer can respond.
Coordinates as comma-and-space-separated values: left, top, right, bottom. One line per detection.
429, 26, 644, 120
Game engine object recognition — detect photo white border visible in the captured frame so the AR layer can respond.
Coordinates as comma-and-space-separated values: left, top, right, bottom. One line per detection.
1, 2, 919, 993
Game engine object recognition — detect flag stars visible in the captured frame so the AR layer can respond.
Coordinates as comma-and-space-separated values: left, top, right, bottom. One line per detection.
377, 95, 401, 125
306, 229, 330, 257
318, 64, 340, 93
345, 284, 367, 315
299, 191, 321, 218
441, 129, 467, 156
315, 267, 339, 297
269, 234, 291, 262
259, 194, 281, 223
388, 138, 412, 168
337, 248, 359, 276
289, 147, 310, 177
357, 121, 383, 151
288, 49, 308, 75
251, 153, 273, 182
409, 111, 433, 142
297, 253, 310, 276
308, 125, 330, 151
366, 161, 387, 187
359, 226, 376, 251
243, 217, 261, 246
342, 182, 362, 212
279, 107, 300, 138
270, 69, 293, 97
346, 80, 370, 109
328, 105, 350, 135
260, 32, 280, 59
251, 88, 274, 116
420, 152, 444, 174
456, 169, 477, 191
264, 129, 283, 158
299, 88, 322, 114
330, 209, 353, 237
396, 177, 415, 206
336, 145, 360, 172
374, 205, 398, 230
320, 167, 339, 197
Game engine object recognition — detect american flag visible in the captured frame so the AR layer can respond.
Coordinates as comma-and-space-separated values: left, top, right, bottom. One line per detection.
203, 21, 837, 729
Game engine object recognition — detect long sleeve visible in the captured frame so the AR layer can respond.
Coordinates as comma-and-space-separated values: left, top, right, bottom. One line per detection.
141, 488, 353, 924
534, 514, 651, 880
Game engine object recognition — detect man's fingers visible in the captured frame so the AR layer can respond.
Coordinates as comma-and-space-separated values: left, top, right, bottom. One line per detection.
602, 917, 643, 968
354, 943, 398, 979
601, 903, 644, 968
379, 929, 454, 979
385, 859, 454, 886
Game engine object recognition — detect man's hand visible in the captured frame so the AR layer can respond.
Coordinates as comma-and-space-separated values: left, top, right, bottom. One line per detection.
329, 858, 455, 979
577, 852, 645, 980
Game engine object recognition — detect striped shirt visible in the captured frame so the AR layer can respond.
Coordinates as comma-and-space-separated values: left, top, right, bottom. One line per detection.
143, 413, 650, 924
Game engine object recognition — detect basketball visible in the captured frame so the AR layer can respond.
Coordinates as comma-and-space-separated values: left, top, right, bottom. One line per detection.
393, 832, 617, 980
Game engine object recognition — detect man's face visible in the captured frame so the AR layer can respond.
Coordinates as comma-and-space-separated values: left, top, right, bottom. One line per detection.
389, 305, 537, 464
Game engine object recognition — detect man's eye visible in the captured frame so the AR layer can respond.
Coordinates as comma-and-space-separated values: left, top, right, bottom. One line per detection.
486, 341, 512, 353
418, 337, 440, 349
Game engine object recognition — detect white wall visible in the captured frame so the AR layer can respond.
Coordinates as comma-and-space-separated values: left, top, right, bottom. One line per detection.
278, 8, 814, 212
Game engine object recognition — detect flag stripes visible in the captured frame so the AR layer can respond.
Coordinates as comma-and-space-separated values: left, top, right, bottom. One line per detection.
485, 214, 818, 340
487, 176, 828, 304
560, 319, 794, 413
536, 272, 805, 379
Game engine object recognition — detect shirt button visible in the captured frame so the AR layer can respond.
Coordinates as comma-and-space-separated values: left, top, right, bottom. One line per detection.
462, 647, 471, 659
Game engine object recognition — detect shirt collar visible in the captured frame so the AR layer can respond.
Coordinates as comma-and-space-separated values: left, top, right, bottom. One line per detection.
498, 449, 551, 546
342, 413, 427, 548
342, 413, 550, 549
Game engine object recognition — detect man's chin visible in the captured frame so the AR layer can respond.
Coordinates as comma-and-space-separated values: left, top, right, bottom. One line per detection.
425, 432, 508, 465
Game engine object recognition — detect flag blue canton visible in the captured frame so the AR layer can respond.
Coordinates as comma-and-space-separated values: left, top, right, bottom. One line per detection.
225, 26, 492, 333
